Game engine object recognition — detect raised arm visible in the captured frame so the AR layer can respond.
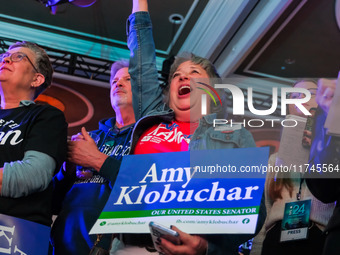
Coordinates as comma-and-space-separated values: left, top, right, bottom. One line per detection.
128, 0, 164, 120
132, 0, 148, 13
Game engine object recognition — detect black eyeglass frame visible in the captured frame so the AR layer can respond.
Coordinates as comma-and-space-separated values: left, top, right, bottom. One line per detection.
0, 52, 39, 73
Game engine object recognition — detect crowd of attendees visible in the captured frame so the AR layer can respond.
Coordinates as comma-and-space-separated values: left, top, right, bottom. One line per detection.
0, 0, 338, 255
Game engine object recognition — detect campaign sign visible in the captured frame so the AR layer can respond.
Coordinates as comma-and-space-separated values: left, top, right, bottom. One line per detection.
90, 147, 268, 235
0, 213, 50, 254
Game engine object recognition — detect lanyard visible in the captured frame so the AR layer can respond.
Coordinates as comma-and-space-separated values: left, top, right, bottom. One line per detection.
297, 176, 304, 200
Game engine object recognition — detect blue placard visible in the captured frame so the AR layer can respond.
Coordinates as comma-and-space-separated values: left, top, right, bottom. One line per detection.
90, 147, 268, 234
0, 214, 50, 254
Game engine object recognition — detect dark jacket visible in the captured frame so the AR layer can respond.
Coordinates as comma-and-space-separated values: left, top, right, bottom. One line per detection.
306, 109, 340, 233
51, 117, 134, 255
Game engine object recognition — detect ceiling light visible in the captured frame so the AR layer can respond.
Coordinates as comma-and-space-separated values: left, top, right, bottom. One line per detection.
37, 0, 97, 15
38, 0, 97, 7
70, 0, 97, 7
169, 14, 184, 25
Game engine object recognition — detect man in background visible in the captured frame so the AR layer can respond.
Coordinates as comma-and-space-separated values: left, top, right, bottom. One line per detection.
50, 60, 136, 255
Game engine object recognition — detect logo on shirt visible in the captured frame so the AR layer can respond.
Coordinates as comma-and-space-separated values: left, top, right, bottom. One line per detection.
0, 130, 23, 145
142, 123, 191, 145
101, 141, 131, 158
0, 119, 22, 145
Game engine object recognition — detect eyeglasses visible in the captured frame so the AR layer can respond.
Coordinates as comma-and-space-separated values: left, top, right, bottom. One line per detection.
0, 52, 39, 73
289, 88, 317, 99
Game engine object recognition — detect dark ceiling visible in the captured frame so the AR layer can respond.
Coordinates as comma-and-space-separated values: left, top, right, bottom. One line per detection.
237, 0, 340, 79
0, 0, 338, 82
0, 0, 339, 137
1, 0, 202, 54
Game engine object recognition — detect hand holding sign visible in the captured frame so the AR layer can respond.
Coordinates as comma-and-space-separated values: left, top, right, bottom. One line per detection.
90, 147, 268, 235
159, 225, 208, 255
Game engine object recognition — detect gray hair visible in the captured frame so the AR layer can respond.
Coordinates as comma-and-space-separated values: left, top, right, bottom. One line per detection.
110, 60, 129, 84
292, 79, 318, 88
9, 41, 53, 99
168, 52, 220, 84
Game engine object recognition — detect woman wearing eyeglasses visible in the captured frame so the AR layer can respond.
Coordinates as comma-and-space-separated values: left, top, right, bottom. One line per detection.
0, 41, 67, 226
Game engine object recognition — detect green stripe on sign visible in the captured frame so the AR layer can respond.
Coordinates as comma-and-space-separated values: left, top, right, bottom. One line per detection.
98, 207, 259, 219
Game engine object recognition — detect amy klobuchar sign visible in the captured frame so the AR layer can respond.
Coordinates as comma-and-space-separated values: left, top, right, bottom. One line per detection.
90, 147, 268, 235
0, 214, 50, 254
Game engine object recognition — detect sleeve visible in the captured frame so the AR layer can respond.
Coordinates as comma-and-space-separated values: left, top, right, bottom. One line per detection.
127, 11, 164, 120
25, 106, 68, 171
94, 128, 123, 186
51, 162, 76, 214
98, 156, 122, 188
206, 195, 266, 255
206, 200, 266, 255
305, 109, 340, 203
305, 135, 340, 203
206, 129, 266, 255
2, 150, 56, 198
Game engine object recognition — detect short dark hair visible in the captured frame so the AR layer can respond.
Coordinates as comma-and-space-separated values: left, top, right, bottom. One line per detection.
168, 52, 220, 84
9, 41, 53, 99
110, 60, 129, 84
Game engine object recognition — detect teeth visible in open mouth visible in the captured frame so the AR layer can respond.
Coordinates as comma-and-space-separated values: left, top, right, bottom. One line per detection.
179, 85, 191, 95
